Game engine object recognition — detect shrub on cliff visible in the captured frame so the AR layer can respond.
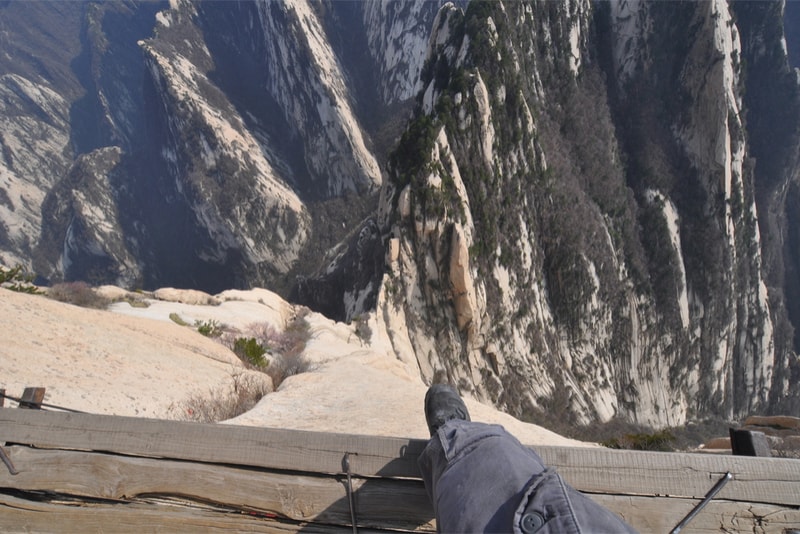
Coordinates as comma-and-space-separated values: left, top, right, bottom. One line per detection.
602, 429, 676, 452
267, 351, 313, 389
195, 319, 223, 337
173, 372, 270, 423
266, 311, 313, 388
233, 337, 268, 368
0, 265, 40, 294
47, 281, 110, 309
220, 313, 314, 389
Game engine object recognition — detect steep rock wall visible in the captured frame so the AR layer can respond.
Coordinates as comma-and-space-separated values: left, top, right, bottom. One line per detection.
377, 0, 785, 427
0, 75, 71, 269
361, 0, 463, 104
35, 147, 141, 285
252, 0, 381, 197
140, 1, 309, 287
733, 0, 800, 413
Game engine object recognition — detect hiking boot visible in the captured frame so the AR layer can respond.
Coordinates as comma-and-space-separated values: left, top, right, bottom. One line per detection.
425, 384, 470, 436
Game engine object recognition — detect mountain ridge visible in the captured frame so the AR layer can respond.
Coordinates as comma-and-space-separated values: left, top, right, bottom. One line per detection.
0, 0, 798, 427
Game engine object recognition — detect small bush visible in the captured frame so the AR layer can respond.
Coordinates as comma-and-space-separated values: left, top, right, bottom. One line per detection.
238, 322, 280, 351
275, 311, 312, 357
195, 319, 223, 337
0, 265, 41, 294
173, 373, 270, 423
47, 281, 110, 309
233, 337, 268, 368
215, 312, 313, 389
602, 429, 676, 451
267, 351, 313, 389
169, 312, 189, 326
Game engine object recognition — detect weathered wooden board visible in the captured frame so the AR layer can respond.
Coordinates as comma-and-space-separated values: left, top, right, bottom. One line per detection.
591, 493, 800, 533
1, 446, 797, 534
0, 409, 426, 478
0, 492, 376, 533
0, 446, 435, 532
538, 445, 800, 506
3, 409, 799, 507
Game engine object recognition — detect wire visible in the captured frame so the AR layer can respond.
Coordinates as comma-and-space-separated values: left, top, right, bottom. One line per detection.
0, 391, 87, 414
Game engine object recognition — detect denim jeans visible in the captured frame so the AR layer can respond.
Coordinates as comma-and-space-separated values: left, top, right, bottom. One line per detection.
418, 420, 637, 533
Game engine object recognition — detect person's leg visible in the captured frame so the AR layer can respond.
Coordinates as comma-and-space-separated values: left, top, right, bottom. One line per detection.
418, 385, 638, 533
419, 418, 551, 532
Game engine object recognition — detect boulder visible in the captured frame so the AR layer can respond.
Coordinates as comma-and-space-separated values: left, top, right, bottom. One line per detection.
449, 225, 476, 334
743, 415, 800, 430
95, 285, 133, 301
154, 287, 220, 306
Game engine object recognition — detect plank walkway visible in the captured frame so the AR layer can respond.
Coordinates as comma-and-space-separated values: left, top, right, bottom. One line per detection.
0, 409, 798, 532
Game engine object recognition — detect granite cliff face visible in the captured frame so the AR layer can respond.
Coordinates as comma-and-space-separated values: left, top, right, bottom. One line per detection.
376, 0, 799, 427
2, 0, 442, 292
1, 0, 798, 426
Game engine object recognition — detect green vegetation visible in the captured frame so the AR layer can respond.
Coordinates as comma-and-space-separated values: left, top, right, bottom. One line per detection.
265, 312, 313, 388
123, 297, 150, 308
463, 1, 498, 69
602, 429, 676, 452
638, 198, 683, 325
534, 416, 736, 454
0, 265, 40, 294
169, 312, 189, 326
195, 319, 223, 337
221, 314, 314, 389
233, 337, 267, 368
389, 114, 439, 189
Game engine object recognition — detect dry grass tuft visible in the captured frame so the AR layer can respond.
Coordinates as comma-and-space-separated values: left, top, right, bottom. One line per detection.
46, 281, 111, 309
172, 373, 271, 423
267, 351, 314, 389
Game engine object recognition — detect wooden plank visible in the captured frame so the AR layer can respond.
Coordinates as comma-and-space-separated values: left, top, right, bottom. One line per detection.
1, 410, 798, 507
18, 387, 44, 409
537, 445, 800, 506
0, 492, 377, 533
1, 447, 797, 534
0, 446, 435, 532
1, 490, 797, 534
591, 493, 800, 533
0, 409, 426, 478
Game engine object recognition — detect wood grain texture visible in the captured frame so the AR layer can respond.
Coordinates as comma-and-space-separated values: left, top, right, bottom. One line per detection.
0, 446, 796, 533
18, 387, 44, 409
3, 410, 798, 505
537, 445, 800, 506
0, 492, 377, 534
591, 493, 800, 533
0, 446, 435, 532
2, 408, 799, 534
0, 409, 427, 477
